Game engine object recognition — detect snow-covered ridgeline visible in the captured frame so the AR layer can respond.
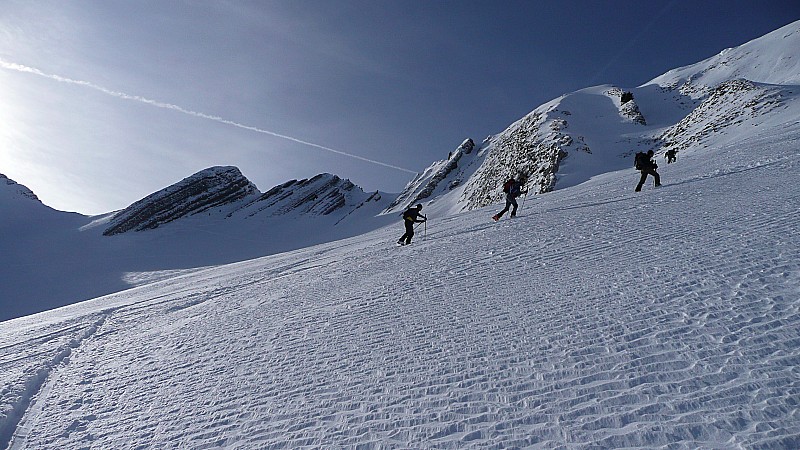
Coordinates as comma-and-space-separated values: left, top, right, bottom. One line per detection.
233, 173, 379, 219
384, 138, 477, 214
645, 20, 800, 97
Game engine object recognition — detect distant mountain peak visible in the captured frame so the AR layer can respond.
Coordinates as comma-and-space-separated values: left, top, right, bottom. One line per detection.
103, 166, 259, 235
102, 167, 389, 236
1, 173, 42, 203
232, 172, 377, 219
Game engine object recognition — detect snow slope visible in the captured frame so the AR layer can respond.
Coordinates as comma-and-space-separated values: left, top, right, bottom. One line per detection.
2, 117, 798, 448
4, 20, 799, 323
0, 170, 396, 322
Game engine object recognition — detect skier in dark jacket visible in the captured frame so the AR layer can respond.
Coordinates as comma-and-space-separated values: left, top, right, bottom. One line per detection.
397, 204, 426, 245
635, 150, 661, 192
493, 176, 526, 221
664, 149, 678, 164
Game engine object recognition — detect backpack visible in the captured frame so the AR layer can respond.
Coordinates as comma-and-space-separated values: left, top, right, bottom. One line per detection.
634, 152, 648, 170
502, 180, 514, 193
402, 207, 420, 221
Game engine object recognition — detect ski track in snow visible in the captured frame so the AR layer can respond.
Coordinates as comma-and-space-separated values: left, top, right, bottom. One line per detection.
1, 129, 800, 448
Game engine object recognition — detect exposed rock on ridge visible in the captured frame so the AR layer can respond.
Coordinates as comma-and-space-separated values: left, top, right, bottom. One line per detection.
459, 109, 569, 211
233, 173, 379, 219
103, 168, 385, 235
607, 87, 647, 125
1, 173, 41, 203
385, 138, 475, 212
103, 166, 258, 235
658, 79, 789, 154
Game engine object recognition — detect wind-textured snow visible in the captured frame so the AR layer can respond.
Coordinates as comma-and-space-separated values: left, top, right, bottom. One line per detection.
2, 121, 798, 448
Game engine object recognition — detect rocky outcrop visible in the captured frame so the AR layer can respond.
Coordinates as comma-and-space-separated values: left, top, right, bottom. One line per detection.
658, 79, 787, 153
103, 166, 258, 235
102, 166, 388, 235
459, 110, 569, 210
385, 138, 475, 212
607, 87, 647, 125
234, 173, 373, 218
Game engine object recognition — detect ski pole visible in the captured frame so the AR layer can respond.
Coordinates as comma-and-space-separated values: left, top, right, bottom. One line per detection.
520, 177, 530, 211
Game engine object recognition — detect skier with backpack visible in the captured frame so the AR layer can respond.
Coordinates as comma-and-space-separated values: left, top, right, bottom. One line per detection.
397, 204, 426, 246
492, 176, 526, 221
634, 150, 661, 192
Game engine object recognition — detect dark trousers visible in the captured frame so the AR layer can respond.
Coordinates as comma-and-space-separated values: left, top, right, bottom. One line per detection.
635, 169, 661, 191
496, 195, 518, 218
399, 220, 415, 244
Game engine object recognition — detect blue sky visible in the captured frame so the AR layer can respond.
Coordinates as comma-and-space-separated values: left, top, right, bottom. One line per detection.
1, 0, 798, 214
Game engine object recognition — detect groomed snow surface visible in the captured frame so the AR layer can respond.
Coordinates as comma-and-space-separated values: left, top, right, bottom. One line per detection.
2, 125, 799, 448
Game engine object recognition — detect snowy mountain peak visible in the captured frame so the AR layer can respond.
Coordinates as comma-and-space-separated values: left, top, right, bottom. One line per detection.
645, 19, 800, 97
101, 166, 392, 237
103, 166, 259, 235
1, 173, 42, 203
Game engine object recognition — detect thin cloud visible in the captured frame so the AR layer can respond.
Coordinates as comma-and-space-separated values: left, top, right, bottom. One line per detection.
0, 59, 417, 174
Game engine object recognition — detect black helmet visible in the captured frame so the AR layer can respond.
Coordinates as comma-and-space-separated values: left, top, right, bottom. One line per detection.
416, 203, 423, 209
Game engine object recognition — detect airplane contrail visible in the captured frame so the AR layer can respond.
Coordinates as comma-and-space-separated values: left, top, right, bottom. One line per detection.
0, 59, 417, 174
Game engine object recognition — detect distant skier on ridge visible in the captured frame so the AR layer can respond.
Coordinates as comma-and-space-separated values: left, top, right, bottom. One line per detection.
397, 204, 426, 246
493, 175, 526, 221
665, 149, 678, 164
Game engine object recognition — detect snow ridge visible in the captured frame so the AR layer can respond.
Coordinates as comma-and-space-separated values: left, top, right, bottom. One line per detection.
646, 19, 800, 96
